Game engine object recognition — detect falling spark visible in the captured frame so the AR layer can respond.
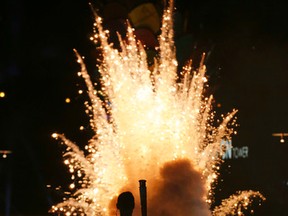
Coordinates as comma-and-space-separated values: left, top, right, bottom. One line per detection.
51, 1, 264, 215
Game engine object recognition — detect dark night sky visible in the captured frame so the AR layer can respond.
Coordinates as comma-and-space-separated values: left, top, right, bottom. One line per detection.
1, 0, 288, 215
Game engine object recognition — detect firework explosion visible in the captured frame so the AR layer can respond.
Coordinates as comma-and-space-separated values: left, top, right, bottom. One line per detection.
51, 1, 264, 215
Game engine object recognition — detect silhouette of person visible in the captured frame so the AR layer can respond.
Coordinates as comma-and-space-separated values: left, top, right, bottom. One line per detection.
116, 191, 135, 216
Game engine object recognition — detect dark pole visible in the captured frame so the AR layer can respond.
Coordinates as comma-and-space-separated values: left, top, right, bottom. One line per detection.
139, 180, 147, 216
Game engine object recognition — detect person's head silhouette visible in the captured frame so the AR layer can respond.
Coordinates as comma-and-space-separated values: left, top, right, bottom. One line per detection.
116, 191, 135, 216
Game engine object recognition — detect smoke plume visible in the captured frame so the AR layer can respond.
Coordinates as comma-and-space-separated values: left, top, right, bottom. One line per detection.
148, 159, 211, 216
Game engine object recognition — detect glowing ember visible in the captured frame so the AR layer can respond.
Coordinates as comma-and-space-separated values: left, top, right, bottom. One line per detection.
51, 1, 265, 215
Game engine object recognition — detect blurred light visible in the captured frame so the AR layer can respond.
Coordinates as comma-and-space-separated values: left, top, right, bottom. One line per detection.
280, 133, 286, 143
272, 132, 288, 143
52, 133, 58, 138
0, 92, 5, 98
65, 98, 71, 103
0, 150, 12, 158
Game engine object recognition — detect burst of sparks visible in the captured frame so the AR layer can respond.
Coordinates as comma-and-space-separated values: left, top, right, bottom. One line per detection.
51, 1, 264, 215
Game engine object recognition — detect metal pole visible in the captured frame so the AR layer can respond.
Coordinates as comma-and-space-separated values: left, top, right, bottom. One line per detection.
139, 180, 147, 216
